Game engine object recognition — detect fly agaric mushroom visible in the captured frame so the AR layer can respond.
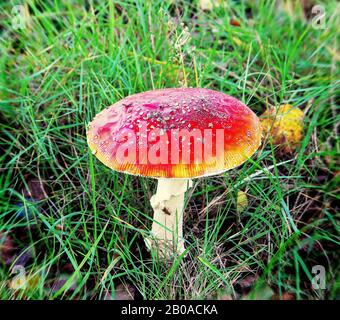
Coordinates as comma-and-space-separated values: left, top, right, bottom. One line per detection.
87, 88, 261, 258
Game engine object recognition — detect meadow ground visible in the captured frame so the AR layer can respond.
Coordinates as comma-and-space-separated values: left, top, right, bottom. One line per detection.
0, 0, 339, 299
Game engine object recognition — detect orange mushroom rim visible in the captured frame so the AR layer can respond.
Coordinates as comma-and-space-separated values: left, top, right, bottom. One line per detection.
87, 88, 262, 179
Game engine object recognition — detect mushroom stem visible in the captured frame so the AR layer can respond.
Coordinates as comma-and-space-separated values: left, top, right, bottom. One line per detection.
145, 178, 193, 258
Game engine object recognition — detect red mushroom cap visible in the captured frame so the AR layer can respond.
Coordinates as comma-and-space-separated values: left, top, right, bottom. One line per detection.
87, 88, 261, 178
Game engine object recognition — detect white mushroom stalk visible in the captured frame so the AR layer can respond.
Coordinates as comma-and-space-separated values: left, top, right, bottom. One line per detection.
144, 178, 193, 258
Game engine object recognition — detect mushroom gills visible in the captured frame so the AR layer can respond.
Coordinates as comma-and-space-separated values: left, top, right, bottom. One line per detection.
144, 178, 193, 258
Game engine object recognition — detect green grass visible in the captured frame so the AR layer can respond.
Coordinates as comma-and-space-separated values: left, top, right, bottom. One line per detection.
0, 0, 339, 300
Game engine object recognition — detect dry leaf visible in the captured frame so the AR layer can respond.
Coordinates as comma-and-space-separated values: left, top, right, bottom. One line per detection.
9, 274, 27, 290
230, 19, 241, 27
261, 104, 304, 152
237, 190, 248, 213
199, 0, 223, 11
9, 274, 40, 291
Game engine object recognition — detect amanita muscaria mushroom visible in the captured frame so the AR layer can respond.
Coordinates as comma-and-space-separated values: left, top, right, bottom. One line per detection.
87, 88, 261, 258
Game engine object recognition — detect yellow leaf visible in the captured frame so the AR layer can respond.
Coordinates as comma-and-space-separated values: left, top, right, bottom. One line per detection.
237, 190, 248, 213
9, 275, 27, 290
199, 0, 223, 11
9, 269, 40, 291
260, 104, 304, 152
